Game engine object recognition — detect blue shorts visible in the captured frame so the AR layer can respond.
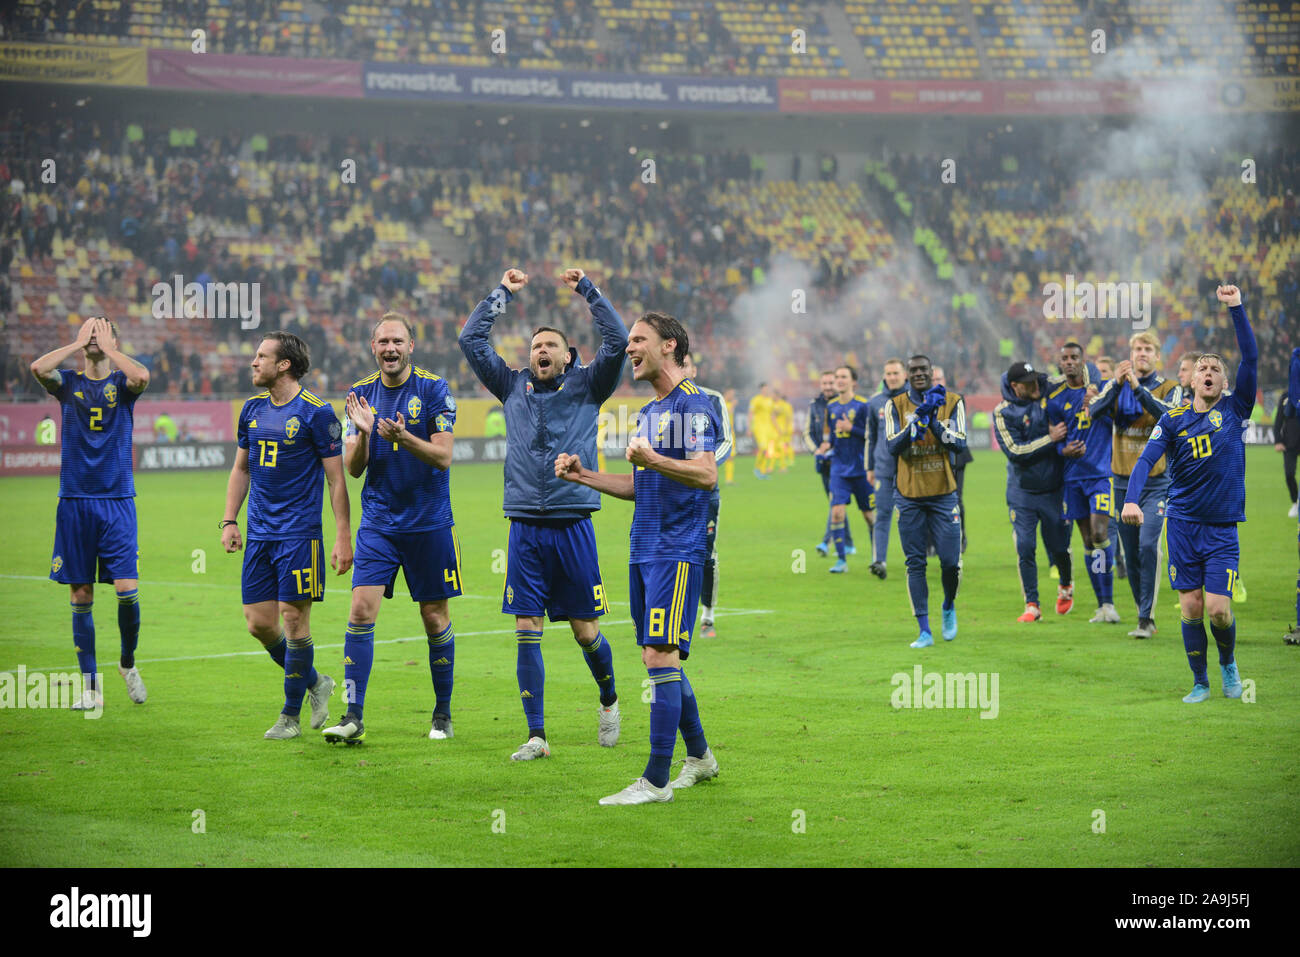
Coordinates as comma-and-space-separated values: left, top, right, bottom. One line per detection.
242, 537, 325, 604
1165, 517, 1238, 596
830, 472, 875, 511
502, 517, 608, 621
352, 524, 463, 602
50, 497, 138, 585
1063, 476, 1114, 521
630, 560, 702, 660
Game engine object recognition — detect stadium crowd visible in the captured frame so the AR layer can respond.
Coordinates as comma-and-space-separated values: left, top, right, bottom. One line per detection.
2, 108, 1298, 417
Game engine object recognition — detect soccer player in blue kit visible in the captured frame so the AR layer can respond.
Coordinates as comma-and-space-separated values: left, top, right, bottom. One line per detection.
323, 313, 462, 744
814, 365, 875, 574
1047, 343, 1120, 624
460, 267, 627, 761
555, 311, 721, 805
1123, 285, 1254, 703
223, 332, 352, 739
31, 317, 150, 711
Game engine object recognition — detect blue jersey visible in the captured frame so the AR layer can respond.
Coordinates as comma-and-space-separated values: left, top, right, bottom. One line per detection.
52, 370, 140, 498
1046, 380, 1113, 482
629, 379, 719, 566
824, 394, 870, 478
347, 366, 456, 533
238, 387, 342, 540
1126, 303, 1257, 524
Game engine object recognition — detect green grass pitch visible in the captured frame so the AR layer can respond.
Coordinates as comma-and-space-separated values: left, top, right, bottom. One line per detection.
1, 448, 1297, 867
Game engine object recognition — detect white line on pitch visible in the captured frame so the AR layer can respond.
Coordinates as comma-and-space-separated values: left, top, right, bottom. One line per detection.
0, 574, 774, 615
0, 610, 774, 674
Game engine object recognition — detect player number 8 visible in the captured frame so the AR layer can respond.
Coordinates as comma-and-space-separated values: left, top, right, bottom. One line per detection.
648, 607, 665, 638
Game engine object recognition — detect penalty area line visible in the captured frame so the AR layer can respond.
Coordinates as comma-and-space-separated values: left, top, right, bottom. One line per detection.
0, 574, 774, 615
1, 610, 774, 674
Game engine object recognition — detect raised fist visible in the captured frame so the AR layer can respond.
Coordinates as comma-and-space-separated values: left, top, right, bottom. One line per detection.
562, 268, 585, 291
1216, 284, 1242, 307
501, 269, 528, 293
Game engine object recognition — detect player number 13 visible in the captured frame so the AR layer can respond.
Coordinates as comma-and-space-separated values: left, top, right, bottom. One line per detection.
257, 439, 279, 468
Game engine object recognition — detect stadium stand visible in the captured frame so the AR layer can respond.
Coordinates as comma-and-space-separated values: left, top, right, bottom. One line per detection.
5, 1, 1296, 80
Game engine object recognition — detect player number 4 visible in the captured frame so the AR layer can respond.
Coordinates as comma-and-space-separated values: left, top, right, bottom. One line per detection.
444, 568, 459, 591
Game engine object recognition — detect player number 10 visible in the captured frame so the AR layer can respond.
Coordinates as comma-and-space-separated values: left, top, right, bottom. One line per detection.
1186, 434, 1212, 459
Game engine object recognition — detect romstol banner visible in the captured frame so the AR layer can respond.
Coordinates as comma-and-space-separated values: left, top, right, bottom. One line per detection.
363, 62, 779, 111
148, 50, 362, 97
0, 43, 146, 86
0, 400, 235, 447
779, 77, 1300, 114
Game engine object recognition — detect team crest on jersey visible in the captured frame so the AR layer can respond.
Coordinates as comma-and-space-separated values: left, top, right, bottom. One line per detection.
52, 555, 63, 575
284, 416, 301, 439
1008, 508, 1017, 523
1170, 566, 1177, 583
435, 414, 450, 432
506, 586, 514, 605
1208, 410, 1223, 429
407, 396, 422, 422
103, 384, 118, 407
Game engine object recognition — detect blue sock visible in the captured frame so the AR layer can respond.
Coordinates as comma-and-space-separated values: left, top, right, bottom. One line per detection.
822, 507, 832, 545
71, 602, 96, 690
678, 670, 708, 758
1210, 617, 1236, 665
116, 588, 139, 669
1181, 616, 1209, 686
1087, 548, 1106, 606
916, 613, 931, 637
832, 521, 846, 560
266, 634, 287, 668
1099, 538, 1115, 604
283, 636, 313, 717
343, 622, 375, 720
580, 632, 617, 707
844, 515, 853, 548
644, 667, 682, 787
941, 565, 959, 610
516, 629, 545, 738
428, 624, 455, 717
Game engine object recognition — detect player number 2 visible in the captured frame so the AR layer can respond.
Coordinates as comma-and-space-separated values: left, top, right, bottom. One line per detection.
257, 439, 279, 468
1186, 434, 1212, 459
648, 607, 665, 638
89, 407, 103, 431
